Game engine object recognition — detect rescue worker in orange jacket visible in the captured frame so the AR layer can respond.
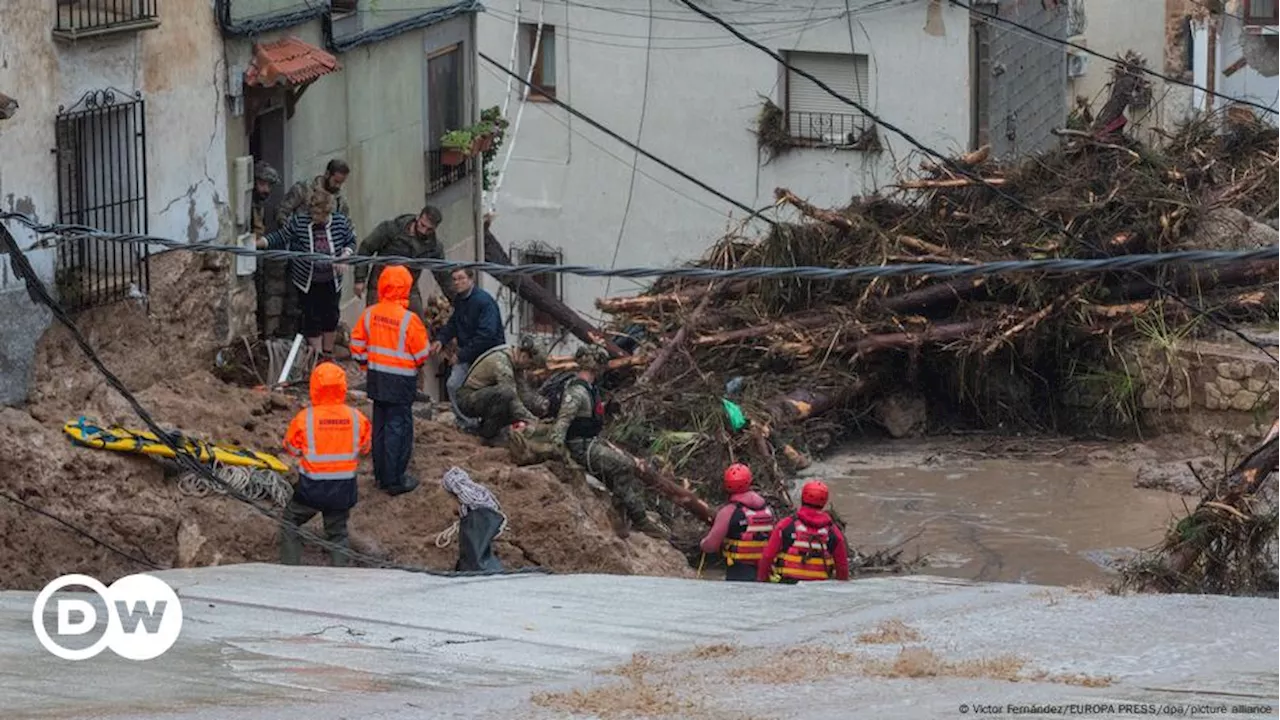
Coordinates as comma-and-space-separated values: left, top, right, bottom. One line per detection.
699, 464, 777, 582
279, 361, 372, 566
758, 480, 851, 583
349, 265, 431, 495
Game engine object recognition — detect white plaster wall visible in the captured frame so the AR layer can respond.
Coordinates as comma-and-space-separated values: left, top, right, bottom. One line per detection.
0, 0, 229, 286
477, 0, 971, 329
1071, 0, 1194, 141
1191, 18, 1280, 122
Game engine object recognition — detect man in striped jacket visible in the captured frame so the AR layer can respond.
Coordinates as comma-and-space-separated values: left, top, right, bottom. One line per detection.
349, 265, 431, 495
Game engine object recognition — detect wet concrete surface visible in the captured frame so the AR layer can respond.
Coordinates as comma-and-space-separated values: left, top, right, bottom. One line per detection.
814, 450, 1185, 586
0, 565, 1275, 719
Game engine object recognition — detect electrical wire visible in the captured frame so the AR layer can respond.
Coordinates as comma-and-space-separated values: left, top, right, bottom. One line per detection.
952, 0, 1277, 116
5, 211, 1272, 281
479, 51, 775, 225
477, 62, 734, 220
0, 223, 550, 579
486, 0, 546, 214
0, 489, 162, 571
672, 0, 1095, 252
604, 0, 656, 299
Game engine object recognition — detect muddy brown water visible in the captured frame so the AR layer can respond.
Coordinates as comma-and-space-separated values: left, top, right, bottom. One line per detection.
814, 453, 1186, 587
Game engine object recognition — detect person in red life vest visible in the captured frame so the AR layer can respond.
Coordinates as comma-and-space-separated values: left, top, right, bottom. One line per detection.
349, 265, 431, 496
757, 480, 850, 583
699, 463, 777, 582
279, 361, 372, 566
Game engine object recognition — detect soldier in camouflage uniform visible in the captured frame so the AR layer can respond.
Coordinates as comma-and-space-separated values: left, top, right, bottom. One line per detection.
550, 345, 668, 540
251, 161, 280, 236
351, 205, 454, 317
276, 158, 351, 227
454, 336, 546, 443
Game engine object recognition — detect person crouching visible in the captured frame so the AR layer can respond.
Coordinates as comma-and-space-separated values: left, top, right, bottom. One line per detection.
699, 463, 777, 581
758, 480, 850, 583
279, 361, 372, 567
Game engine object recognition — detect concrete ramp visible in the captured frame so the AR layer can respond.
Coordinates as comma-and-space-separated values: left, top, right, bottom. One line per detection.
1, 564, 1276, 719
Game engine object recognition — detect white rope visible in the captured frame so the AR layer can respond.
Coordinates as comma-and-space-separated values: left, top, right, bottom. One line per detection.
485, 0, 546, 215
175, 459, 292, 507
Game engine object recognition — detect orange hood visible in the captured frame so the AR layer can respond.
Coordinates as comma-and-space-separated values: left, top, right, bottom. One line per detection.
377, 265, 413, 307
309, 361, 348, 406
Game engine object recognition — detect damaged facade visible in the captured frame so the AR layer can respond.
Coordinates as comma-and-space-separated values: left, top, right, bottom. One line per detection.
218, 0, 485, 346
0, 0, 232, 406
477, 0, 1067, 342
1191, 0, 1279, 122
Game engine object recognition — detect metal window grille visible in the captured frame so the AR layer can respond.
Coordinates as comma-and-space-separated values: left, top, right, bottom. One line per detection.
426, 45, 471, 194
515, 242, 562, 333
1244, 0, 1279, 26
54, 0, 159, 35
54, 89, 150, 313
426, 149, 471, 194
783, 51, 872, 145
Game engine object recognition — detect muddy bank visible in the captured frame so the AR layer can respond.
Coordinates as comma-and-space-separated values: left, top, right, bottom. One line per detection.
0, 252, 689, 590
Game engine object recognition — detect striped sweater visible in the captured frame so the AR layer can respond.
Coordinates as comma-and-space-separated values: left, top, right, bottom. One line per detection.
263, 211, 358, 293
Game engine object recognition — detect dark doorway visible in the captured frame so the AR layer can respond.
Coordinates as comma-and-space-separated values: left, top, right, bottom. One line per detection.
249, 104, 287, 234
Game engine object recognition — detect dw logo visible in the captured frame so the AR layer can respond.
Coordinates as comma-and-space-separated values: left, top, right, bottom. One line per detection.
31, 574, 184, 661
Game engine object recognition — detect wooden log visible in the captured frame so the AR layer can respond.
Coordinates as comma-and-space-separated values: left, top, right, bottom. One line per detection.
541, 354, 649, 374
896, 178, 1007, 189
595, 280, 750, 314
1108, 259, 1277, 301
1231, 419, 1279, 493
692, 311, 836, 347
774, 188, 854, 231
638, 284, 716, 384
848, 319, 988, 354
484, 228, 626, 357
880, 278, 988, 313
605, 440, 714, 524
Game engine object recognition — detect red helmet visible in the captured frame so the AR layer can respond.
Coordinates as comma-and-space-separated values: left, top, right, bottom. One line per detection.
801, 480, 829, 508
723, 463, 752, 494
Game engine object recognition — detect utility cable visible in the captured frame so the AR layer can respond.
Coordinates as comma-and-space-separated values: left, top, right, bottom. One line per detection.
671, 0, 1093, 252
478, 51, 775, 226
0, 488, 163, 571
952, 0, 1277, 116
0, 223, 550, 579
5, 211, 1273, 282
604, 0, 656, 299
486, 0, 546, 214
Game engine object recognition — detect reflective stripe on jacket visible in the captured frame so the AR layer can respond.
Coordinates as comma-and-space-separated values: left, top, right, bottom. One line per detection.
771, 518, 836, 582
352, 307, 430, 378
721, 503, 776, 566
299, 406, 362, 480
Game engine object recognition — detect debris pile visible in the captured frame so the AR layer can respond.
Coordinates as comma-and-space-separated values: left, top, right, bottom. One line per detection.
586, 113, 1278, 539
1120, 420, 1279, 597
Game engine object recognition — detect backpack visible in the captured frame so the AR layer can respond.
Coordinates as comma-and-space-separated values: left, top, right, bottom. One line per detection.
538, 371, 577, 417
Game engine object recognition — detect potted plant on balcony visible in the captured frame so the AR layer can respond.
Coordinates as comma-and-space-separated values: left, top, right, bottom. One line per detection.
470, 121, 497, 154
440, 129, 473, 166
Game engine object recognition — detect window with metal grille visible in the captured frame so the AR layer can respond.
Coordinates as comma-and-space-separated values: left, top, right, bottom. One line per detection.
520, 23, 557, 99
54, 89, 150, 312
783, 51, 872, 146
426, 44, 471, 194
1244, 0, 1279, 26
53, 0, 159, 39
516, 243, 562, 334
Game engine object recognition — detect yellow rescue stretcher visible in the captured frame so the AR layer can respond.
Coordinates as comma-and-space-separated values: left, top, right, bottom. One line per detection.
62, 416, 289, 473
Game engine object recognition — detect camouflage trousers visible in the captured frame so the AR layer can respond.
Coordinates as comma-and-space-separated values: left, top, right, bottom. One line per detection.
566, 437, 648, 525
456, 385, 532, 439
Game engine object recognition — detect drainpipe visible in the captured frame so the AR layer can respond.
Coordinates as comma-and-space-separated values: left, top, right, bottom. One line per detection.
1205, 14, 1218, 112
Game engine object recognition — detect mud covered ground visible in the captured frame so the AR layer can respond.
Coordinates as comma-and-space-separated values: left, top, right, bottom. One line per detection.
0, 253, 689, 591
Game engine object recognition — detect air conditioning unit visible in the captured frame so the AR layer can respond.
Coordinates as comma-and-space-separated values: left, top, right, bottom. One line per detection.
1067, 50, 1088, 79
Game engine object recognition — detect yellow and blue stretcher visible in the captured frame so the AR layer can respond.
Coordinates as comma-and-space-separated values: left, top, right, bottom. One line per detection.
62, 416, 289, 473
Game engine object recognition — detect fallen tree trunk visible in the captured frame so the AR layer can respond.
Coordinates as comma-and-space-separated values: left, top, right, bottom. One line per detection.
774, 188, 854, 231
1108, 259, 1278, 301
639, 284, 718, 384
692, 311, 838, 346
605, 440, 714, 524
595, 281, 749, 314
880, 278, 988, 313
896, 178, 1007, 189
484, 228, 626, 357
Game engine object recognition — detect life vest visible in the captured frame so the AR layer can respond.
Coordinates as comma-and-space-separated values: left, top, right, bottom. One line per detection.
298, 406, 362, 480
565, 379, 605, 441
770, 516, 836, 582
720, 503, 776, 566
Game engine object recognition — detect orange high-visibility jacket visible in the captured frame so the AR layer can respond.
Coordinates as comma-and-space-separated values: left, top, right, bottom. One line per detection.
350, 265, 430, 378
283, 362, 372, 480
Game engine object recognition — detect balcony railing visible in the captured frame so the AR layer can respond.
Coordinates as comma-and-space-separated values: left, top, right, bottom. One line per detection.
785, 111, 871, 147
54, 0, 160, 39
426, 148, 471, 195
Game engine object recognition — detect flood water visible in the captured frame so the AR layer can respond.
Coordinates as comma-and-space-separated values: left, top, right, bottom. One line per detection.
818, 454, 1186, 587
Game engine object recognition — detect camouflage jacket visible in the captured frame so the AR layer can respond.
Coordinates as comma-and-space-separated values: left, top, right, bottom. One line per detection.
352, 214, 453, 296
550, 382, 594, 447
275, 175, 350, 228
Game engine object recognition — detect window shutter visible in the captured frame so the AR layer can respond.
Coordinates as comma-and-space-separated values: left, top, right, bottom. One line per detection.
786, 52, 870, 115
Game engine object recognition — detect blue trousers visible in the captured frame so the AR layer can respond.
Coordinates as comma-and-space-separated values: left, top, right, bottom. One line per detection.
372, 401, 414, 489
